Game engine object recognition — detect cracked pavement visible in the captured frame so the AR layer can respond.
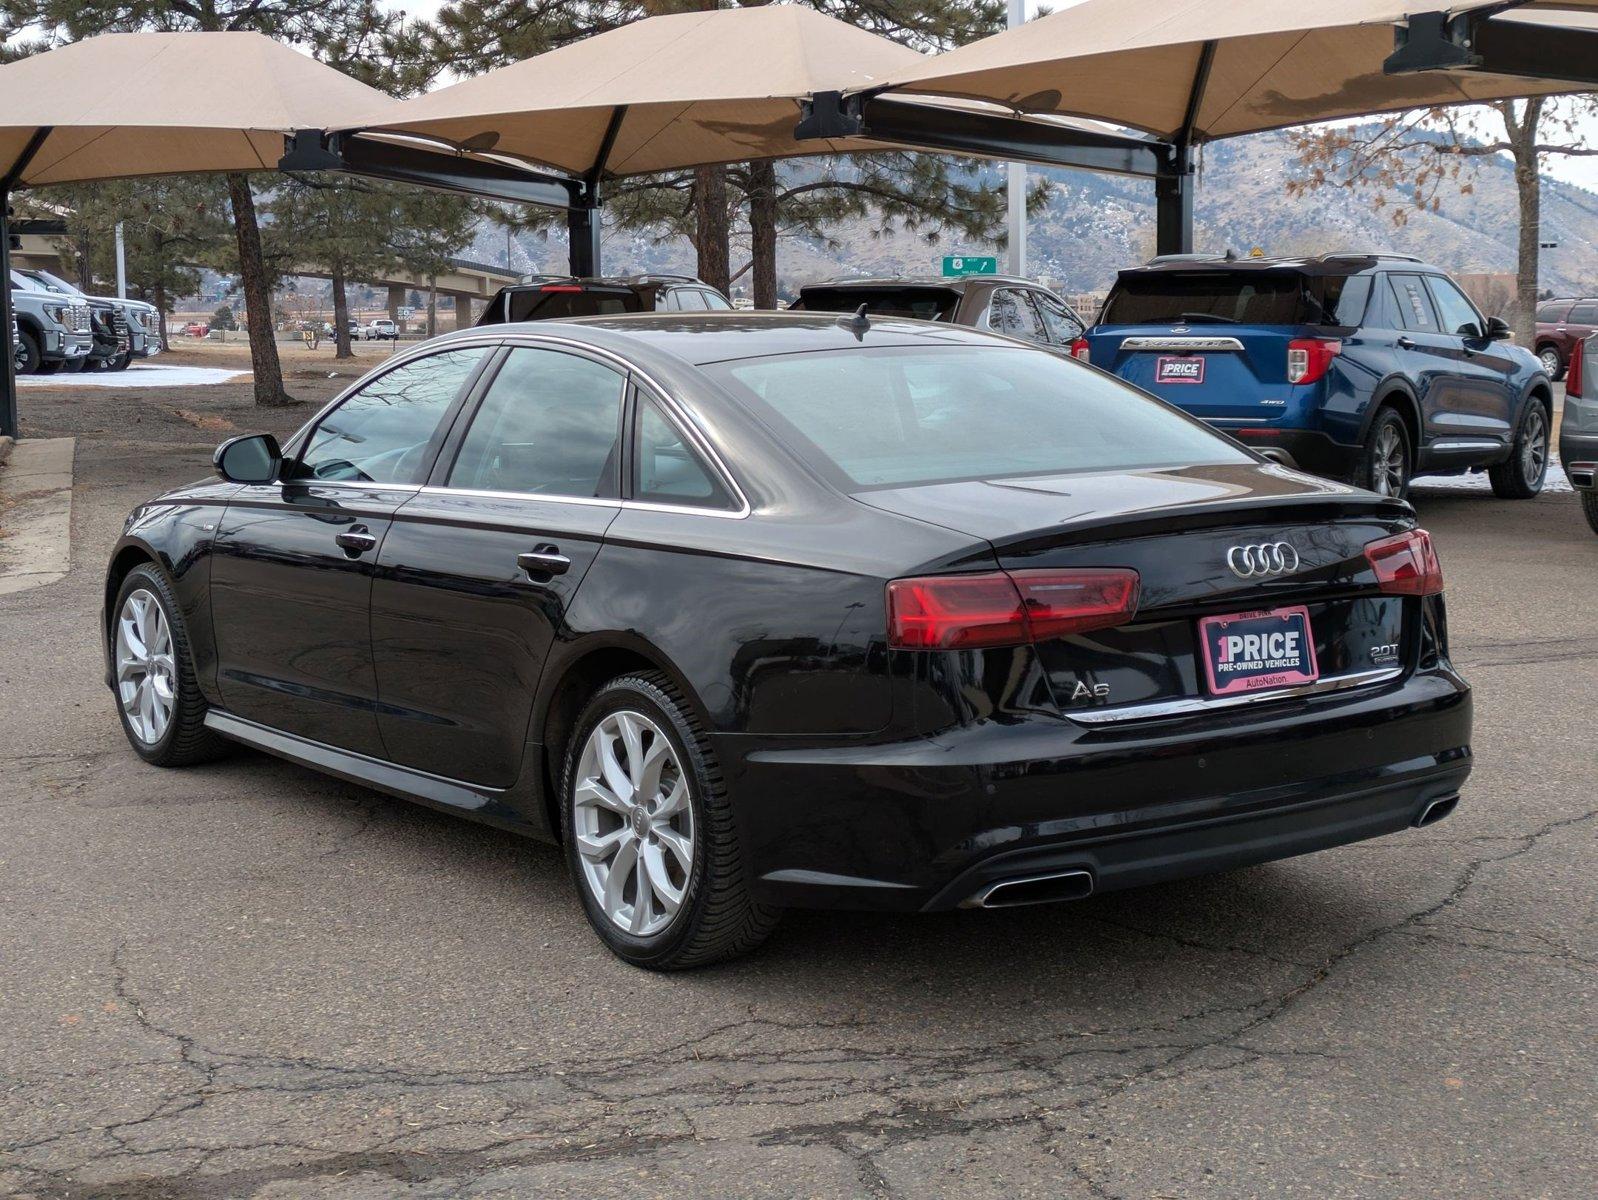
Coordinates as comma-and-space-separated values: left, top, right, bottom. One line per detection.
2, 377, 1594, 1199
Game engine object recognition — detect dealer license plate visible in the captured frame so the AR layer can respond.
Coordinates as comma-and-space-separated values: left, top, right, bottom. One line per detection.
1198, 606, 1319, 697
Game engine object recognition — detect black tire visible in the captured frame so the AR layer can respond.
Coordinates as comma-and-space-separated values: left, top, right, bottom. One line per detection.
60, 357, 85, 374
109, 351, 132, 372
15, 329, 41, 375
1536, 344, 1566, 382
1489, 400, 1549, 499
1582, 491, 1598, 537
36, 359, 61, 375
1355, 407, 1411, 499
561, 671, 780, 969
110, 564, 231, 768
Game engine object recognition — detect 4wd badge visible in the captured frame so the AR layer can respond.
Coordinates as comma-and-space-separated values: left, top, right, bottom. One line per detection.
1155, 355, 1206, 384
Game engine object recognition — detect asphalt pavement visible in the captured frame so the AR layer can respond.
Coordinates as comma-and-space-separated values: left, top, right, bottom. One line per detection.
1, 376, 1594, 1199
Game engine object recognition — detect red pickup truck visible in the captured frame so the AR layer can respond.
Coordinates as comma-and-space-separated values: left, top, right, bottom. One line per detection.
1533, 297, 1598, 380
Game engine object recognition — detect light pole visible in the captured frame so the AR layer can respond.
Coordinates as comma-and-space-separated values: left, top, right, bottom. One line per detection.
1005, 0, 1027, 277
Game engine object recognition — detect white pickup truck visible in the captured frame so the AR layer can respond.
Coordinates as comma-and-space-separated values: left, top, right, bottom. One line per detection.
361, 318, 398, 341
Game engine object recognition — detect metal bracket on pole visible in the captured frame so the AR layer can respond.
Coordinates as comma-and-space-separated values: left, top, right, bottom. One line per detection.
1386, 6, 1598, 84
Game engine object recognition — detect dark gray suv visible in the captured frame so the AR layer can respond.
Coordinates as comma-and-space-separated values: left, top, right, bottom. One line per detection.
789, 275, 1086, 350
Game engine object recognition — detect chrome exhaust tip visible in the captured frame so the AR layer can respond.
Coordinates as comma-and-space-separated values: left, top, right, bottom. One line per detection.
1413, 794, 1460, 828
963, 868, 1095, 909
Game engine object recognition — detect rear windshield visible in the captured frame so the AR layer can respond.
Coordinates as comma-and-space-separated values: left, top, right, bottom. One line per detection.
1100, 271, 1366, 327
486, 287, 645, 324
704, 345, 1249, 490
795, 287, 959, 322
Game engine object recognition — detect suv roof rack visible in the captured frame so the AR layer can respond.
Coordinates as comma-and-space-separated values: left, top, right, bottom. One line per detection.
1319, 251, 1423, 263
514, 273, 583, 285
1145, 251, 1237, 265
623, 272, 702, 285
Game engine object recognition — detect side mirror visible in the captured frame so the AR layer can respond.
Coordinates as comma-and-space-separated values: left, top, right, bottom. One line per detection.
1486, 316, 1513, 342
214, 433, 282, 484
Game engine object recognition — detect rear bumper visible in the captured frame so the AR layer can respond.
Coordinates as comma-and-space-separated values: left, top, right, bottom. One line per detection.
1559, 428, 1598, 489
1226, 426, 1361, 479
722, 665, 1471, 912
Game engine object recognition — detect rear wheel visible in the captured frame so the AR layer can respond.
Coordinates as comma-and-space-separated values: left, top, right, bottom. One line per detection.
1537, 344, 1565, 381
562, 672, 780, 969
1582, 491, 1598, 536
112, 565, 230, 767
1489, 401, 1549, 499
1356, 408, 1411, 499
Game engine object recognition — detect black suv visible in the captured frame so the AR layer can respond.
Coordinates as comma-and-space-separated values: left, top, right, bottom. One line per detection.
789, 275, 1086, 350
479, 274, 732, 326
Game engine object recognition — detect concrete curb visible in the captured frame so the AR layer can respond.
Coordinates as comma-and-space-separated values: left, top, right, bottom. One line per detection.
0, 437, 76, 597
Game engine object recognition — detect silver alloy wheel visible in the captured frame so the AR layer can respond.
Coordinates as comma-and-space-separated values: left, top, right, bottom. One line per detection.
1522, 406, 1548, 485
1539, 347, 1561, 377
1373, 423, 1407, 497
115, 589, 176, 745
572, 709, 695, 937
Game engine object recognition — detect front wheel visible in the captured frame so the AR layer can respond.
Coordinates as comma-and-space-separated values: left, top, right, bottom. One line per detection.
1582, 491, 1598, 536
112, 565, 230, 767
562, 673, 780, 969
1489, 401, 1549, 499
1356, 409, 1411, 499
15, 330, 40, 375
1537, 345, 1565, 381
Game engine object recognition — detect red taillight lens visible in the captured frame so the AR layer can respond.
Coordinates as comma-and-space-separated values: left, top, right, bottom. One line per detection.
1569, 335, 1586, 396
1364, 529, 1443, 596
1287, 338, 1341, 385
1070, 337, 1091, 363
886, 569, 1140, 650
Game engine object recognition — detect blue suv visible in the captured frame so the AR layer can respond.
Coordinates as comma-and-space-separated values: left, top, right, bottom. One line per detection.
1080, 253, 1553, 499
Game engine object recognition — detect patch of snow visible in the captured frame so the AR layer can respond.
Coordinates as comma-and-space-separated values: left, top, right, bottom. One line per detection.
1411, 453, 1573, 494
18, 364, 249, 389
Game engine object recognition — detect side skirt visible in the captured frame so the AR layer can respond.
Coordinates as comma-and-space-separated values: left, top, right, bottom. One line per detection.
204, 710, 546, 839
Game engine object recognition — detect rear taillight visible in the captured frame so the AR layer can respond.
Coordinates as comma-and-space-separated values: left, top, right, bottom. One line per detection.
1069, 337, 1091, 363
1569, 336, 1586, 396
886, 569, 1140, 650
1364, 529, 1443, 596
1287, 338, 1341, 385
541, 285, 584, 293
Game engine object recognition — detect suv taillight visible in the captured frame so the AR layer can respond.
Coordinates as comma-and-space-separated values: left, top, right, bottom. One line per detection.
1364, 529, 1443, 596
1569, 336, 1586, 397
886, 569, 1140, 650
1287, 338, 1341, 385
1069, 337, 1091, 363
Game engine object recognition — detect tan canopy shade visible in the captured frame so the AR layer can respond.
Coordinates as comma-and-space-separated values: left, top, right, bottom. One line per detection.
881, 0, 1598, 143
0, 31, 397, 188
358, 6, 927, 179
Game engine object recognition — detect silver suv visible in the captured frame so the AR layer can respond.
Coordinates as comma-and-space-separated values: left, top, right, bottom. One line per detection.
11, 270, 92, 374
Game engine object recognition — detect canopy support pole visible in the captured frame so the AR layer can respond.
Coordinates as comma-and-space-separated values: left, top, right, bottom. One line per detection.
0, 126, 53, 440
567, 201, 601, 276
1156, 39, 1214, 258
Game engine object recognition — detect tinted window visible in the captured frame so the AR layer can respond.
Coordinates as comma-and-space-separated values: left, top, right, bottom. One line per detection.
1537, 301, 1571, 323
1389, 275, 1441, 333
796, 286, 959, 322
706, 345, 1249, 491
448, 348, 624, 498
1568, 302, 1598, 324
502, 288, 643, 322
986, 290, 1048, 342
1426, 276, 1484, 337
701, 289, 733, 311
634, 396, 734, 509
295, 348, 486, 483
1102, 272, 1309, 325
1034, 291, 1084, 343
1324, 275, 1372, 326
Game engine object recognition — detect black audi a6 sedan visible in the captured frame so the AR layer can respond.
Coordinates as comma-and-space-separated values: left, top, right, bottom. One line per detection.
103, 313, 1472, 968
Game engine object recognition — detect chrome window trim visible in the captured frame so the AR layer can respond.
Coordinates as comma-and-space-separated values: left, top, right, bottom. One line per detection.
1067, 666, 1403, 726
1118, 335, 1246, 353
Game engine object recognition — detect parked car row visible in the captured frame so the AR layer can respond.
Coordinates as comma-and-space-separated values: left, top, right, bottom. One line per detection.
9, 268, 161, 375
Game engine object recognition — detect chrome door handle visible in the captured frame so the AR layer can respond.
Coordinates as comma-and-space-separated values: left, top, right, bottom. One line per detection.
518, 548, 571, 577
335, 529, 378, 555
1396, 336, 1416, 350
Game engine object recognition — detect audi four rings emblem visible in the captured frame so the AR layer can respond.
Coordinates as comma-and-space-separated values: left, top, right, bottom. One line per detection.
1227, 542, 1301, 578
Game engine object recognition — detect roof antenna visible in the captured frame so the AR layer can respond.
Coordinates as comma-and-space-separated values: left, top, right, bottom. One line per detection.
839, 303, 870, 339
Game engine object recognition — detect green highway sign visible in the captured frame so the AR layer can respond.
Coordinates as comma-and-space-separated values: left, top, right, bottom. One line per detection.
942, 255, 998, 277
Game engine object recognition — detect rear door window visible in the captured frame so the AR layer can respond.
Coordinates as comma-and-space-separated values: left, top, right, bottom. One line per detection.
986, 289, 1049, 343
671, 288, 709, 312
1033, 291, 1084, 343
447, 347, 625, 498
633, 395, 736, 509
1537, 301, 1572, 323
700, 289, 733, 311
1389, 274, 1442, 333
1568, 302, 1598, 325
